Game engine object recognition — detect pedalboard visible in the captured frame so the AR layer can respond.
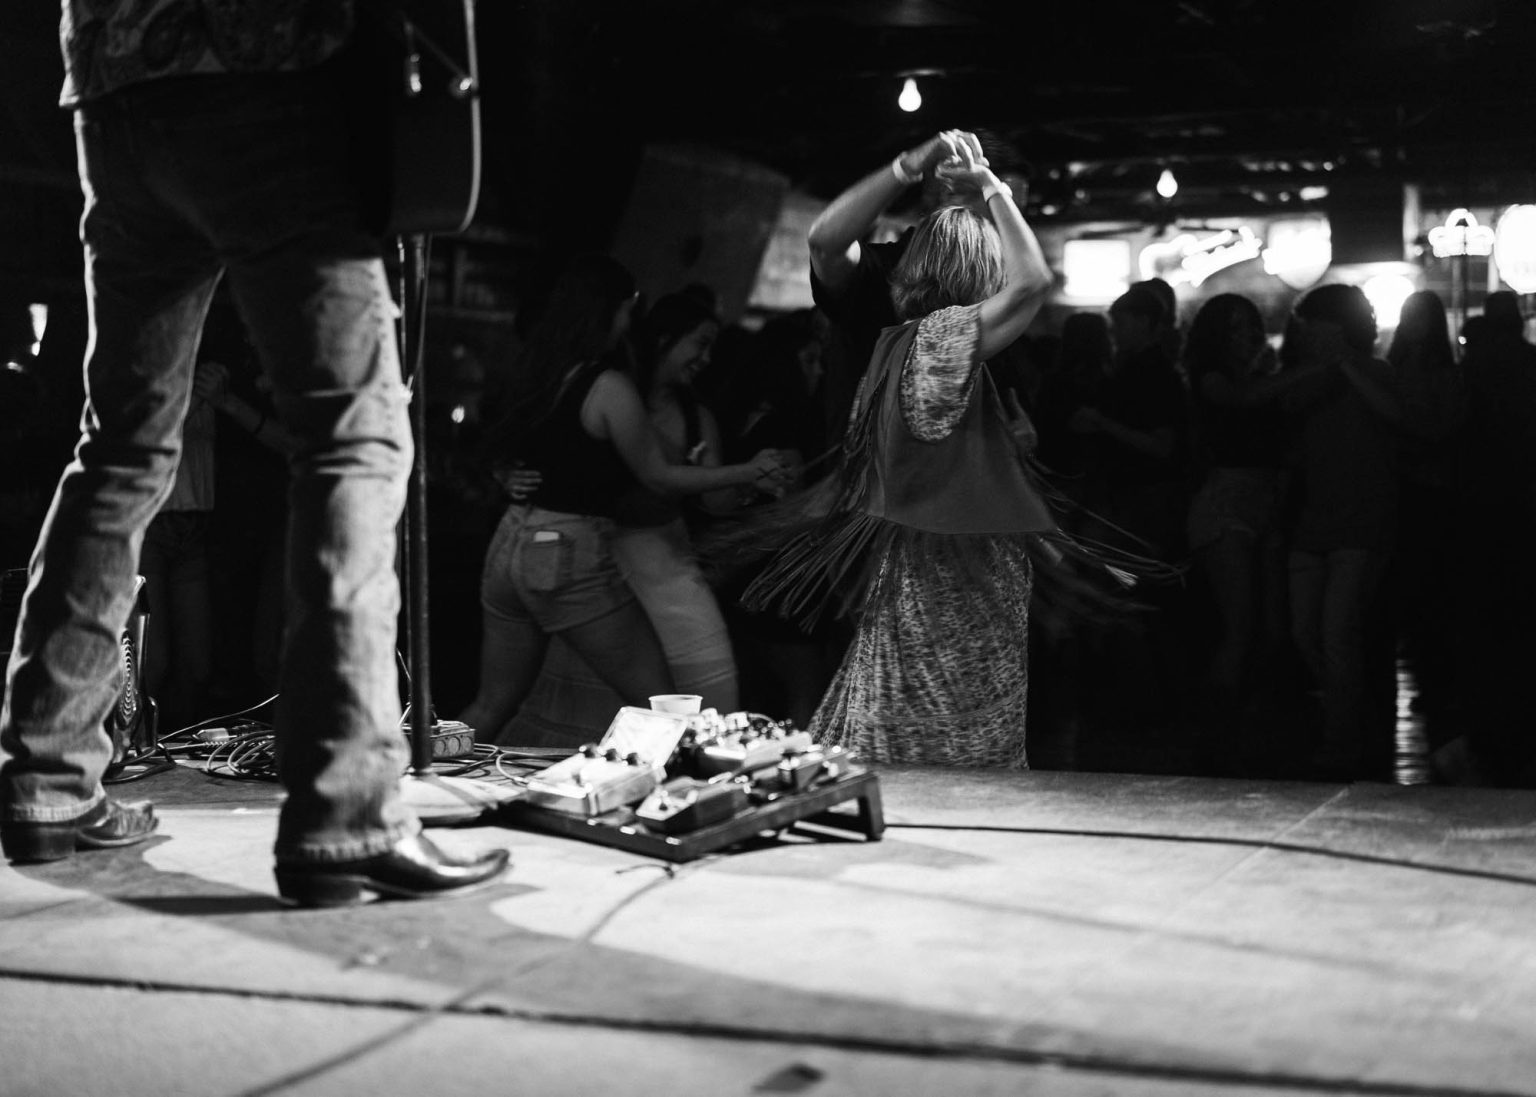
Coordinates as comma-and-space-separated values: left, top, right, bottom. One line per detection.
501, 709, 884, 861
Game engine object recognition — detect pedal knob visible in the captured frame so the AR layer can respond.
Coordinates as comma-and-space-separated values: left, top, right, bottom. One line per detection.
626, 752, 643, 766
581, 743, 601, 758
604, 747, 621, 762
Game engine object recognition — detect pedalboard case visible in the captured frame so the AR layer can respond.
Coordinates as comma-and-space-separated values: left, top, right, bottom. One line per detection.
500, 708, 884, 862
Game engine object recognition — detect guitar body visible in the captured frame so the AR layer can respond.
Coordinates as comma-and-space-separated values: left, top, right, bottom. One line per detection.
348, 0, 482, 237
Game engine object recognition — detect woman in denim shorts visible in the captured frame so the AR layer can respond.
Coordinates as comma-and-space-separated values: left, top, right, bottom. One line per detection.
460, 257, 789, 746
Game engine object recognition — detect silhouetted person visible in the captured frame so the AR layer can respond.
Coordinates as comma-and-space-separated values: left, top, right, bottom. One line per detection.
1383, 291, 1465, 751
1449, 291, 1536, 784
1182, 293, 1289, 774
1280, 284, 1405, 781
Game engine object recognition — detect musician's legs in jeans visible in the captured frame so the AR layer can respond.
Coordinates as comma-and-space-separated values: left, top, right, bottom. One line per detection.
152, 69, 418, 862
0, 93, 219, 828
3, 66, 417, 866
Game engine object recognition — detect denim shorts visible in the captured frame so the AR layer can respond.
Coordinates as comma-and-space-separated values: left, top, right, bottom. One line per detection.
481, 506, 636, 632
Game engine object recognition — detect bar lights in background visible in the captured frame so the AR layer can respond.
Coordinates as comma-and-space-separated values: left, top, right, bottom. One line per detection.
1062, 217, 1333, 303
1494, 204, 1536, 294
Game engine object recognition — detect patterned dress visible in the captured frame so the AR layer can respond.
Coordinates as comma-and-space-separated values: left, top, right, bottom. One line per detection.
808, 305, 1034, 768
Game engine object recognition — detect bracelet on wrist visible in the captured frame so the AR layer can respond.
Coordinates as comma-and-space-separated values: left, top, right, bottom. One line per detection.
891, 154, 922, 186
981, 181, 1007, 204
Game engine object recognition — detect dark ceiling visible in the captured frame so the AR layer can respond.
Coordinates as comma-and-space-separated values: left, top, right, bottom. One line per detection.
4, 0, 1535, 287
492, 0, 1536, 234
571, 0, 1536, 210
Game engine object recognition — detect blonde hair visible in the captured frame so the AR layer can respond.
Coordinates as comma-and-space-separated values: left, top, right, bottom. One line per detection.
889, 206, 1003, 321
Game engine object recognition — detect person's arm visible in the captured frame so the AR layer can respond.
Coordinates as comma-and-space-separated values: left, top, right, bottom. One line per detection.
1070, 406, 1177, 462
586, 371, 785, 496
1201, 366, 1322, 409
492, 464, 542, 502
808, 130, 979, 295
197, 360, 298, 456
692, 406, 754, 514
217, 390, 298, 457
941, 145, 1051, 361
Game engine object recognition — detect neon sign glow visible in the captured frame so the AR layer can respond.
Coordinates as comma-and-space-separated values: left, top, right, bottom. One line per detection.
1063, 238, 1132, 300
1261, 219, 1331, 290
1139, 228, 1263, 288
1428, 208, 1495, 259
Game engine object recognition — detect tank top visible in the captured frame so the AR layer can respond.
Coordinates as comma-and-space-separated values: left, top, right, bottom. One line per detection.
513, 364, 636, 519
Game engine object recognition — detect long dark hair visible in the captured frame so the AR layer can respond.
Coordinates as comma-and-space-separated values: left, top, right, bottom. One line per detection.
1183, 293, 1264, 384
632, 292, 717, 396
1293, 283, 1377, 353
495, 254, 635, 432
1387, 290, 1454, 374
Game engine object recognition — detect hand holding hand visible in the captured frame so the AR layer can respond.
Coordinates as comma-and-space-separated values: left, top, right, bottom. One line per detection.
494, 463, 543, 502
902, 129, 985, 180
749, 448, 788, 481
934, 139, 998, 198
747, 449, 797, 498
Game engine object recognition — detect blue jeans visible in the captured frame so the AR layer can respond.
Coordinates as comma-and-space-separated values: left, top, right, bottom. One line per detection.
0, 64, 418, 863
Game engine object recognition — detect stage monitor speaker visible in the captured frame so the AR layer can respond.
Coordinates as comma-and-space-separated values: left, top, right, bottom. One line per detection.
1327, 179, 1407, 265
611, 144, 788, 319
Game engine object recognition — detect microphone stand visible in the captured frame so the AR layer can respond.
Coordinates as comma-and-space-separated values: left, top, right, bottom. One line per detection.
395, 234, 513, 824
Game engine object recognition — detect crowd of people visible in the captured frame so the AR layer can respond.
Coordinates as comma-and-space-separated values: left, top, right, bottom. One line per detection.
426, 128, 1535, 789
5, 11, 1536, 903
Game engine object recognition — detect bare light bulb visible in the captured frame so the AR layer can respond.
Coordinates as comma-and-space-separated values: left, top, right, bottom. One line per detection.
1156, 168, 1179, 199
898, 77, 922, 113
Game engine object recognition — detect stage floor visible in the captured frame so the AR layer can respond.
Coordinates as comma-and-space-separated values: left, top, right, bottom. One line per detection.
3, 763, 1534, 1096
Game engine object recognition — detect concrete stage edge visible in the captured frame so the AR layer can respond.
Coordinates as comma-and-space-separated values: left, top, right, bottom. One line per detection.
2, 765, 1533, 1096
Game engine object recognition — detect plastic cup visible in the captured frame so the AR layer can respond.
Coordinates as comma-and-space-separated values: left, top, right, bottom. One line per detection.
649, 694, 703, 715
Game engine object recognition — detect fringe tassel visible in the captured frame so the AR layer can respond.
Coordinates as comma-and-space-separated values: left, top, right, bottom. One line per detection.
742, 512, 887, 629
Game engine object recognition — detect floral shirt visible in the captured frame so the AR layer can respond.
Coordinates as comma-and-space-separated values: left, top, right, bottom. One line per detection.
59, 0, 354, 107
900, 304, 983, 443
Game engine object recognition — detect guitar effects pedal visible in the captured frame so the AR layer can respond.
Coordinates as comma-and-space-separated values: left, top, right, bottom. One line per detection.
692, 720, 815, 777
770, 744, 857, 792
633, 776, 749, 834
523, 744, 660, 816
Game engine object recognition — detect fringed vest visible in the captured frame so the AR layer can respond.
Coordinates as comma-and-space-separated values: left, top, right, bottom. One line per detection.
744, 316, 1059, 626
863, 320, 1056, 535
